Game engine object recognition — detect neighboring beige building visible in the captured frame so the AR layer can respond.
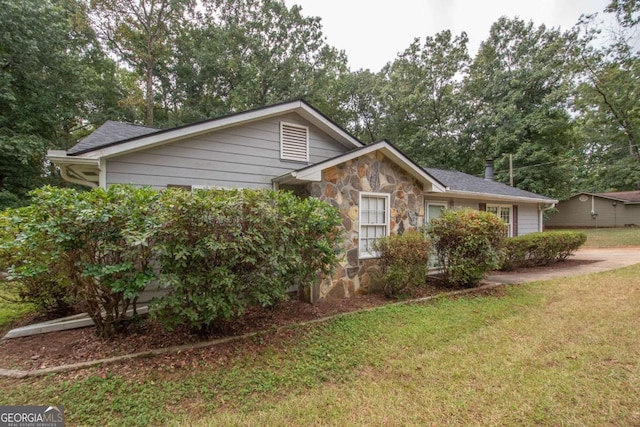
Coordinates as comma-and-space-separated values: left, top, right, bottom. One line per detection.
546, 191, 640, 228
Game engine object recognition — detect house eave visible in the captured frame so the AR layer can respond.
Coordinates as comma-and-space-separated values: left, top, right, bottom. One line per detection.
47, 150, 101, 188
443, 189, 558, 204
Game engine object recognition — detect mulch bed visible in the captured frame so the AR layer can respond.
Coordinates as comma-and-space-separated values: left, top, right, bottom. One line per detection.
0, 284, 458, 372
0, 260, 597, 374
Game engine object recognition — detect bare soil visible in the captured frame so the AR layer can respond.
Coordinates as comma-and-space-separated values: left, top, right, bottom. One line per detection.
0, 259, 593, 374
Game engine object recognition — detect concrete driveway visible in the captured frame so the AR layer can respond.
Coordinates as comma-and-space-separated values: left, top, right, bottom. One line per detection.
486, 247, 640, 284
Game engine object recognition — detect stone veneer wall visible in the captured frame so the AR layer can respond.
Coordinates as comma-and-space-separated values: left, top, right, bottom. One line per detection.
307, 152, 425, 299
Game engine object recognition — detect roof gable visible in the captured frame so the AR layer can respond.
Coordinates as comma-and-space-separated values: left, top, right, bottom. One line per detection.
573, 190, 640, 204
69, 100, 363, 158
274, 140, 447, 193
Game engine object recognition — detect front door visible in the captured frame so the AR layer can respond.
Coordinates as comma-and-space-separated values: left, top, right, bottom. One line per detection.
426, 202, 447, 269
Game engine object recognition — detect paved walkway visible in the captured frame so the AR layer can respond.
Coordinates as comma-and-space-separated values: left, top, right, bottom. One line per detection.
486, 246, 640, 284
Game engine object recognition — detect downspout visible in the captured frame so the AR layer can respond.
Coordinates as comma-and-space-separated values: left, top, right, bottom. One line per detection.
539, 202, 556, 232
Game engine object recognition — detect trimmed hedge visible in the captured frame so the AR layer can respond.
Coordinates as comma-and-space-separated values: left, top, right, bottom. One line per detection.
500, 231, 587, 271
372, 230, 431, 298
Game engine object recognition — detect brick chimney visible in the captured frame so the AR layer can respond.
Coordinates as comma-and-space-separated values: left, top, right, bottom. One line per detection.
484, 159, 494, 181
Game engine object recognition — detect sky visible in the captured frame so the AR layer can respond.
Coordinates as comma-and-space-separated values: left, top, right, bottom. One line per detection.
283, 0, 611, 71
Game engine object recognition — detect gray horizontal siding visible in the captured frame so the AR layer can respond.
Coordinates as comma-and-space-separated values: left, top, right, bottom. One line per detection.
106, 113, 348, 189
517, 204, 540, 235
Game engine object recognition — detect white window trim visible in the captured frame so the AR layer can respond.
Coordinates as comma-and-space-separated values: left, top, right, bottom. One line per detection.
280, 121, 309, 163
486, 204, 513, 237
358, 192, 390, 259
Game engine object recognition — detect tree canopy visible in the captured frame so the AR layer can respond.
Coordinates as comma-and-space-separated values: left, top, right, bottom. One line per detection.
1, 0, 638, 207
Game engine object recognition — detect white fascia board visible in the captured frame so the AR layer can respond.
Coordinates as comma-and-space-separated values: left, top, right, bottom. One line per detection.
47, 150, 100, 167
445, 189, 558, 204
78, 101, 362, 159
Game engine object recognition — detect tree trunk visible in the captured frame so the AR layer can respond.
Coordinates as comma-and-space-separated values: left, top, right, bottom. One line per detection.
145, 63, 154, 126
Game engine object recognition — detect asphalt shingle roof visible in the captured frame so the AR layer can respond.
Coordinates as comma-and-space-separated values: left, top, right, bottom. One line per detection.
425, 167, 555, 201
68, 121, 159, 155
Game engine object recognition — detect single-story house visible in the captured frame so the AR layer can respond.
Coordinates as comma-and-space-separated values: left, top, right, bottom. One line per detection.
546, 191, 640, 228
48, 100, 557, 300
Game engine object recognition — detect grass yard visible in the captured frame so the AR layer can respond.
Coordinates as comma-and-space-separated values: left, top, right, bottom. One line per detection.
561, 227, 640, 247
0, 287, 33, 333
1, 265, 639, 426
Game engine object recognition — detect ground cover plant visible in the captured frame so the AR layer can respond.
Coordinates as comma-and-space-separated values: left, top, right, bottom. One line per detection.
1, 265, 638, 426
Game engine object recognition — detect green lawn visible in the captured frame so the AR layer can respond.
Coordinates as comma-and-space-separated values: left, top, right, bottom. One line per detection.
559, 227, 640, 247
1, 265, 639, 426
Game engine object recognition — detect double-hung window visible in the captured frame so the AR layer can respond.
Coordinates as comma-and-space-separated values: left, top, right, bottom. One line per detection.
486, 204, 512, 237
359, 193, 390, 258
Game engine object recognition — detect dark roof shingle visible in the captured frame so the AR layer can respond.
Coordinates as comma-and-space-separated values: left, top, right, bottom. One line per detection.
68, 121, 159, 155
425, 167, 555, 201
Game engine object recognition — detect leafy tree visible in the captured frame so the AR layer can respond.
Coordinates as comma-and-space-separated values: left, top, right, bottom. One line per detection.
89, 0, 195, 125
606, 0, 640, 27
339, 70, 387, 143
464, 17, 579, 198
0, 0, 133, 208
571, 11, 640, 191
379, 30, 473, 171
160, 0, 349, 126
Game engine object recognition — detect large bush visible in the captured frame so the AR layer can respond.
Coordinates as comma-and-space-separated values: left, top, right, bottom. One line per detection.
428, 208, 506, 287
500, 231, 587, 270
0, 209, 74, 316
4, 185, 160, 337
372, 231, 431, 298
151, 188, 342, 334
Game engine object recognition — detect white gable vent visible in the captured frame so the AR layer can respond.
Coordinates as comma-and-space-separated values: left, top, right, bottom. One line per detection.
280, 122, 309, 162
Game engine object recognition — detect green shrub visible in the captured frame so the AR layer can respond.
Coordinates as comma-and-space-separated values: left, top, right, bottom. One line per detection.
428, 208, 506, 287
500, 231, 587, 270
372, 230, 431, 298
0, 209, 74, 316
151, 188, 341, 334
4, 185, 160, 338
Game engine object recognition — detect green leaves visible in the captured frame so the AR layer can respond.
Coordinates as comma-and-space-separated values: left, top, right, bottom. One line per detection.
500, 231, 587, 270
429, 208, 506, 287
3, 185, 161, 337
372, 230, 431, 298
149, 187, 342, 334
